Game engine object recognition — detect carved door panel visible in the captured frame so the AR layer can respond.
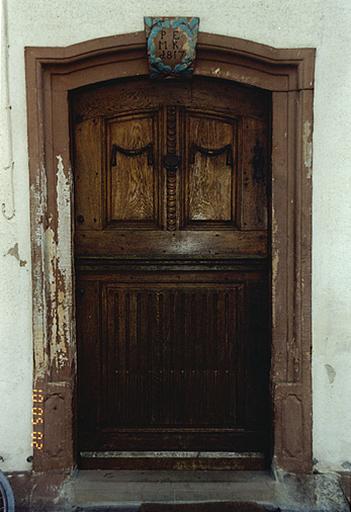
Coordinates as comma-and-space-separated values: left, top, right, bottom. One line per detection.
72, 77, 271, 465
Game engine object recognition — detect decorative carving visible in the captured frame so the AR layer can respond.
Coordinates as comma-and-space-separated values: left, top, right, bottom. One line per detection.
252, 138, 265, 182
110, 143, 154, 167
189, 143, 233, 166
163, 154, 181, 172
166, 106, 178, 231
144, 17, 200, 79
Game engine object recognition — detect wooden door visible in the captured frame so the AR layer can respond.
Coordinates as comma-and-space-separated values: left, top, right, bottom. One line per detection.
72, 77, 271, 466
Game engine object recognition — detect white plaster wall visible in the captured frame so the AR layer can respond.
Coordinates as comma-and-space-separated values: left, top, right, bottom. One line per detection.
0, 0, 350, 472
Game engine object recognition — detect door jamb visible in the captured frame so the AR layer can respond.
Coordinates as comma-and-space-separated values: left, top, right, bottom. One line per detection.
25, 31, 315, 474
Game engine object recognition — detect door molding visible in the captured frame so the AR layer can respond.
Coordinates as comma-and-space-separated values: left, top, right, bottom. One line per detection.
25, 31, 315, 473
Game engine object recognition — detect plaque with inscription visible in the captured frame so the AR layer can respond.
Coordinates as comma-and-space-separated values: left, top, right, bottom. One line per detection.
144, 17, 200, 78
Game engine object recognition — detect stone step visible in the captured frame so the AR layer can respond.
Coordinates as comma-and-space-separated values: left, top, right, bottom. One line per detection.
58, 470, 349, 512
73, 505, 277, 512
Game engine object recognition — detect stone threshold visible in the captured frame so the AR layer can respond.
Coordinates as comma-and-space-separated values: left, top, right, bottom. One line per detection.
53, 469, 349, 512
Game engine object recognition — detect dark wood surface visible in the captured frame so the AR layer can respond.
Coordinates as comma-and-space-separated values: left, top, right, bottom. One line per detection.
72, 76, 271, 463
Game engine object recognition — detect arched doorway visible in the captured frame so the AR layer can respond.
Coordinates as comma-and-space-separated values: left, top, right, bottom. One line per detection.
25, 31, 314, 474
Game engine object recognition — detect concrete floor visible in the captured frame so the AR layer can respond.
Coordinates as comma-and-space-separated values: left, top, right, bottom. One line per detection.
60, 470, 350, 512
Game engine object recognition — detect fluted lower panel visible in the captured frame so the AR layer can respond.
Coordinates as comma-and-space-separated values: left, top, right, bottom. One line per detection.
102, 285, 244, 429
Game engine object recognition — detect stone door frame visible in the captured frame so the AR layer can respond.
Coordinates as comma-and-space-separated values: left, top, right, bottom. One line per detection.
25, 31, 315, 474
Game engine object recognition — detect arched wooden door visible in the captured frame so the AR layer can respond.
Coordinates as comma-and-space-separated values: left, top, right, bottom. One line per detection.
72, 76, 271, 468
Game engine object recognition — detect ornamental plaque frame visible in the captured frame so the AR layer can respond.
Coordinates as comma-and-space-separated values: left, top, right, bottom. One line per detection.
144, 17, 200, 78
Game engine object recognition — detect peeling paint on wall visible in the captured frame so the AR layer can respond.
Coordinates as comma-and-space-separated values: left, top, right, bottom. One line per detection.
46, 156, 74, 372
5, 242, 27, 266
31, 157, 74, 377
325, 364, 336, 384
56, 155, 72, 277
303, 120, 312, 178
31, 165, 49, 380
271, 210, 279, 330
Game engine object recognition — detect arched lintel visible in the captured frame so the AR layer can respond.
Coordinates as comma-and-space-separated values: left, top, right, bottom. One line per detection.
25, 31, 315, 92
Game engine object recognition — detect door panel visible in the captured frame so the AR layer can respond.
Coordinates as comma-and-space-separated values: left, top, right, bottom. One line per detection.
241, 117, 268, 230
74, 117, 103, 230
184, 112, 237, 227
107, 112, 160, 227
103, 280, 243, 430
76, 230, 267, 258
72, 76, 271, 462
77, 268, 268, 452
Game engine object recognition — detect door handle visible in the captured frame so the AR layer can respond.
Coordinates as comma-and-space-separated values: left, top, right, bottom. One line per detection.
189, 143, 233, 166
110, 143, 154, 167
163, 154, 182, 172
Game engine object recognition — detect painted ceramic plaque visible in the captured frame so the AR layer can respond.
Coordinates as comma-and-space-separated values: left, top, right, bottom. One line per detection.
144, 17, 200, 78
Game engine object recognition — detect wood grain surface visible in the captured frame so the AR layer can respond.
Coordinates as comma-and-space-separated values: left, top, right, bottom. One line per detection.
72, 76, 270, 463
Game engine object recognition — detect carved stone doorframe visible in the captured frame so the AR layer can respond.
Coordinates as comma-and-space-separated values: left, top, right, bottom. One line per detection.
25, 32, 315, 474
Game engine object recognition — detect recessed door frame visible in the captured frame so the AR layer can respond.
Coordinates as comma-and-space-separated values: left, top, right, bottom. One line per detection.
25, 32, 315, 474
